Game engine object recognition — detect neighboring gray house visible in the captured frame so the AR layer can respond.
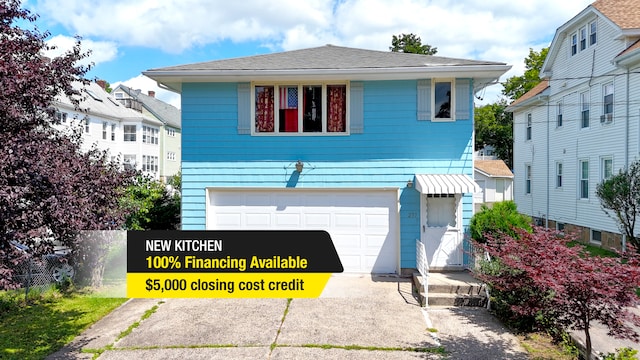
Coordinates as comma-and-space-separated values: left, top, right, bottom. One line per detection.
508, 0, 640, 249
112, 85, 182, 182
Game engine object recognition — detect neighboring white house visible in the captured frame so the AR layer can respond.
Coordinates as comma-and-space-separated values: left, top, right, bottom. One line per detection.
473, 159, 514, 212
112, 85, 182, 182
52, 80, 164, 179
508, 0, 640, 249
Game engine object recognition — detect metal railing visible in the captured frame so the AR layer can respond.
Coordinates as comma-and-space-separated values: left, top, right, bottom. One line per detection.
416, 239, 429, 307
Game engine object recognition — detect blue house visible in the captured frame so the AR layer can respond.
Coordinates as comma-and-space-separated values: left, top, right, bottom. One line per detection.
144, 45, 510, 275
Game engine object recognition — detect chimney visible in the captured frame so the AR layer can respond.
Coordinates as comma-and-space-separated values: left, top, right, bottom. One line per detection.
96, 79, 107, 90
148, 91, 155, 98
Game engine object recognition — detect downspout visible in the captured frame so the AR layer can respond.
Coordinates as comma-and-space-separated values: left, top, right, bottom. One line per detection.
546, 95, 550, 229
623, 67, 630, 250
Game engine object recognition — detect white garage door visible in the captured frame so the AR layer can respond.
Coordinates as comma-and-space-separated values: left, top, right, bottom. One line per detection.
206, 189, 398, 274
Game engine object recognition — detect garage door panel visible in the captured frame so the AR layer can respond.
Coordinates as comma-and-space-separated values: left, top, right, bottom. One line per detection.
304, 213, 331, 227
334, 213, 361, 228
213, 213, 242, 227
274, 213, 302, 227
207, 190, 398, 274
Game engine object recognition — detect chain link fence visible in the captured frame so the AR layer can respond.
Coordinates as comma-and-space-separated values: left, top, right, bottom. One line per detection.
12, 256, 74, 290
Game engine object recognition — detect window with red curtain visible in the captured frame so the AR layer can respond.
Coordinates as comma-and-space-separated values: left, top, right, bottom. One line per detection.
255, 86, 274, 132
327, 85, 346, 132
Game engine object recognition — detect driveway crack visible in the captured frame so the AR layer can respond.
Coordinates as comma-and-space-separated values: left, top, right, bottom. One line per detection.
268, 298, 292, 358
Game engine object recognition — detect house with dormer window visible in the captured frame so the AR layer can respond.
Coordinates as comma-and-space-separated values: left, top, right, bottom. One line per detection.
508, 0, 640, 249
53, 80, 163, 179
144, 45, 510, 274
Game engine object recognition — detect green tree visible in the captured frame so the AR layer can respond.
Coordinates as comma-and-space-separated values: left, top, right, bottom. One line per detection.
596, 160, 640, 250
120, 175, 181, 230
502, 47, 549, 101
474, 100, 513, 168
389, 33, 437, 55
0, 0, 132, 289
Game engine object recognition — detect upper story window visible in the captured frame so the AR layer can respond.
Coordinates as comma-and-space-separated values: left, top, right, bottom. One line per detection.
434, 80, 452, 120
579, 26, 587, 51
603, 83, 614, 115
581, 91, 590, 128
102, 122, 108, 140
143, 125, 159, 144
253, 83, 347, 135
111, 124, 116, 141
556, 162, 563, 188
114, 92, 124, 99
572, 21, 597, 56
84, 118, 90, 134
167, 128, 176, 137
556, 102, 563, 127
124, 125, 136, 142
526, 113, 532, 140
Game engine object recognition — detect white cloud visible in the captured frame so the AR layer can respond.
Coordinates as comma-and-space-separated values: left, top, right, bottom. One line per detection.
113, 75, 181, 109
35, 0, 595, 106
44, 35, 118, 67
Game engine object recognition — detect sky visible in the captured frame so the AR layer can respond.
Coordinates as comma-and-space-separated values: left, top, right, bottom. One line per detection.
23, 0, 595, 109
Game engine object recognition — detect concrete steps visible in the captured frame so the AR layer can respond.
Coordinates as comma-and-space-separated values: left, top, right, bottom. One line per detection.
413, 271, 488, 307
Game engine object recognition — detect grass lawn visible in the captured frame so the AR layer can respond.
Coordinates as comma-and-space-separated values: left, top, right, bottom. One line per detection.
0, 288, 127, 360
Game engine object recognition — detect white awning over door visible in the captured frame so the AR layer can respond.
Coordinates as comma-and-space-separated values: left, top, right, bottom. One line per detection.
415, 174, 480, 194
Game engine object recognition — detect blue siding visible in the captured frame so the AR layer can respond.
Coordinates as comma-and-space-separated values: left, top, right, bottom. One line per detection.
180, 80, 476, 268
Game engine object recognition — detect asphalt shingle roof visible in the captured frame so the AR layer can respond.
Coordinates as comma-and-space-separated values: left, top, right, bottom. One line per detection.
475, 160, 514, 178
149, 44, 506, 72
507, 79, 550, 108
592, 0, 640, 30
114, 85, 181, 129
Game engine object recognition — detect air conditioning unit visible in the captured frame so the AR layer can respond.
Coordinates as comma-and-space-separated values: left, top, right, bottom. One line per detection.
600, 113, 613, 124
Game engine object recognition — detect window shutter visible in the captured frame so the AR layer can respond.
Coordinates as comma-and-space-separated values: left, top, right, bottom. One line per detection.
237, 83, 251, 134
455, 79, 471, 120
350, 81, 364, 133
417, 79, 431, 121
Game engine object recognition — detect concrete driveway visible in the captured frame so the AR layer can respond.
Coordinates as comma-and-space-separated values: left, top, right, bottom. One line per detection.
47, 274, 528, 360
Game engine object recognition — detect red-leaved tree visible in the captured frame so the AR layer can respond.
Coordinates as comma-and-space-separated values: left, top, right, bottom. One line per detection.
474, 227, 640, 360
0, 0, 132, 288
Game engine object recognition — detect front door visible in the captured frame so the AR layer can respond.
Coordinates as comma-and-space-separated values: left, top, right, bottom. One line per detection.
421, 194, 463, 267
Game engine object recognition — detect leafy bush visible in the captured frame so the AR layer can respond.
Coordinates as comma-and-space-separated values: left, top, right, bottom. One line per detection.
469, 201, 531, 243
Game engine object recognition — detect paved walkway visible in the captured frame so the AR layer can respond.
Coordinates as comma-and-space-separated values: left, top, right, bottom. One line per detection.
47, 274, 528, 360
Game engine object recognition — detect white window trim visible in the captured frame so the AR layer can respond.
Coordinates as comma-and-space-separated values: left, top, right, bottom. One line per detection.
556, 161, 563, 189
525, 113, 532, 141
431, 78, 455, 122
556, 101, 563, 127
571, 33, 578, 56
590, 229, 602, 244
250, 82, 350, 136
